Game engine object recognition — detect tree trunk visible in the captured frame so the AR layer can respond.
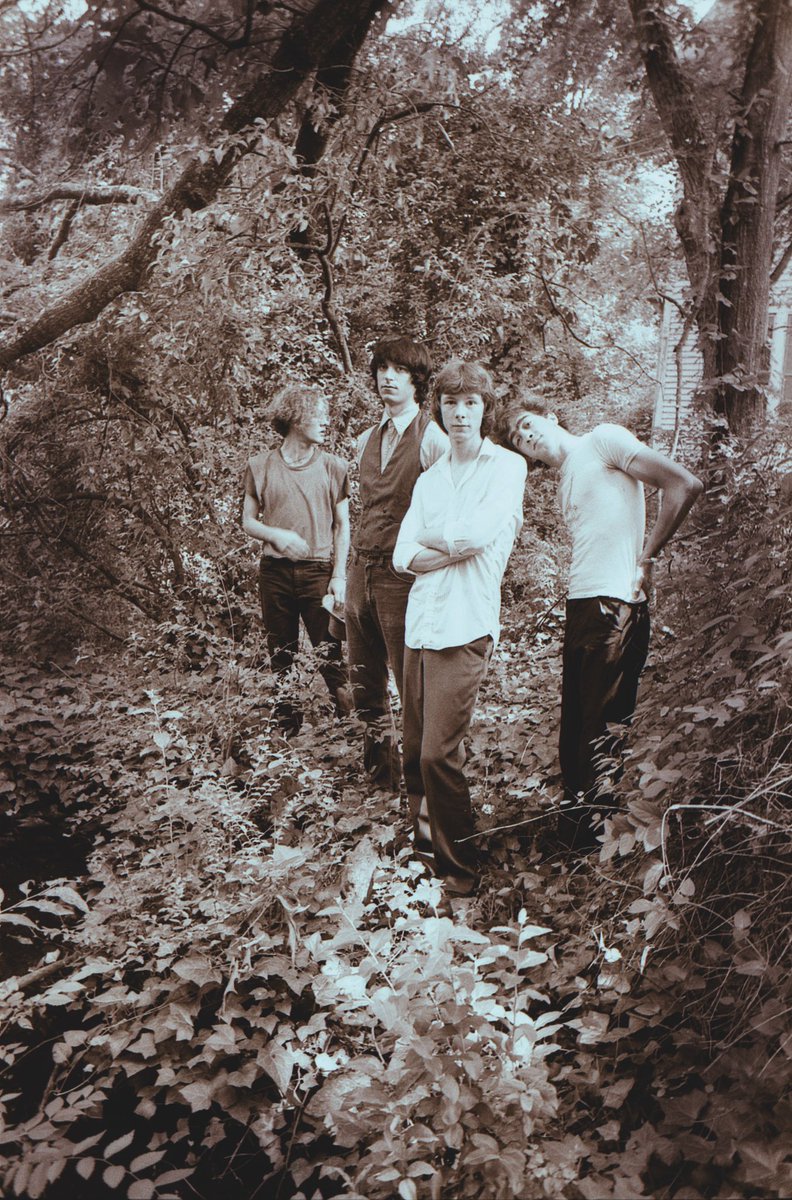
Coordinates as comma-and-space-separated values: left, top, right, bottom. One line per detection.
715, 0, 792, 433
0, 0, 385, 377
626, 0, 722, 394
627, 0, 792, 435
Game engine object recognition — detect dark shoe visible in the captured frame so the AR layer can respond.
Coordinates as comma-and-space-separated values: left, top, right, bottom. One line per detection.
273, 700, 303, 737
557, 801, 601, 854
535, 825, 598, 862
443, 872, 478, 898
333, 685, 355, 718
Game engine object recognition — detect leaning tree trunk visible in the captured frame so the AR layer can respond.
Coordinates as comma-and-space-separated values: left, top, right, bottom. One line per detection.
715, 0, 792, 434
628, 0, 792, 435
626, 0, 722, 395
0, 0, 385, 376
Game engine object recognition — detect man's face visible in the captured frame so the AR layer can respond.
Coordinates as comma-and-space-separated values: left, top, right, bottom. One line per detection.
376, 360, 416, 413
440, 392, 485, 447
295, 399, 330, 445
509, 411, 560, 465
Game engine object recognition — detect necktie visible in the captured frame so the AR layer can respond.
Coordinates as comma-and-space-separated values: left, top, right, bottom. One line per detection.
381, 419, 398, 470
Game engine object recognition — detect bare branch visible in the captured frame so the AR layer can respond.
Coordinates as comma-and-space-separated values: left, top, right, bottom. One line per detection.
154, 26, 195, 127
1, 184, 159, 214
538, 271, 597, 349
0, 0, 387, 376
333, 99, 457, 251
770, 236, 792, 285
83, 8, 141, 117
638, 220, 685, 315
47, 200, 79, 260
134, 0, 253, 50
315, 202, 353, 372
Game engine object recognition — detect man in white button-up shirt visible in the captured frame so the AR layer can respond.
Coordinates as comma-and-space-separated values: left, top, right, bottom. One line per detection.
393, 360, 526, 898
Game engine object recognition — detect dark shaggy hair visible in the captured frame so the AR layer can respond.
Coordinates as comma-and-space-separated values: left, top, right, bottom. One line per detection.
369, 335, 433, 406
431, 359, 497, 437
493, 390, 566, 449
266, 384, 327, 438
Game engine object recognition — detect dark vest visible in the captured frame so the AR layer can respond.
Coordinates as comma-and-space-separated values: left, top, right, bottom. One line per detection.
353, 409, 431, 554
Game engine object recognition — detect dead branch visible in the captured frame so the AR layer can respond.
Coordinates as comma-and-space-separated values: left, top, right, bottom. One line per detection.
315, 202, 353, 373
134, 0, 254, 50
538, 271, 597, 349
0, 0, 387, 377
770, 235, 792, 284
47, 200, 79, 260
1, 184, 159, 214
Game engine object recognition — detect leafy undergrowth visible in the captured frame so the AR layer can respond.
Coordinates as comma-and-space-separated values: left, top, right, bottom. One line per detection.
2, 432, 792, 1200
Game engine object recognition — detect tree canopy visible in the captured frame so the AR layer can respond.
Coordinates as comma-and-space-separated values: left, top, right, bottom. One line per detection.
1, 0, 681, 647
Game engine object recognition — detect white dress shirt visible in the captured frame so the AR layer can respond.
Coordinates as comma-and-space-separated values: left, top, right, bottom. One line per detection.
393, 438, 526, 650
355, 403, 448, 471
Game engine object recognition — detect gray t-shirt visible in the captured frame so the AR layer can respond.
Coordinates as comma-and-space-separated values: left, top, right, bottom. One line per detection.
245, 448, 349, 560
558, 424, 645, 603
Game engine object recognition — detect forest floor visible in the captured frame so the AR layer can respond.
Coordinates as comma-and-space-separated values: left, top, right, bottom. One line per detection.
3, 590, 781, 1200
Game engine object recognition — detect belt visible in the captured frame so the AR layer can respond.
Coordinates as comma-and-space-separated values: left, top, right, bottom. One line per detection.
353, 549, 393, 563
261, 557, 330, 566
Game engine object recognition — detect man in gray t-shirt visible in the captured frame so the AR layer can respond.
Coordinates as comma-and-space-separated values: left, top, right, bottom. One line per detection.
502, 397, 702, 853
243, 384, 352, 734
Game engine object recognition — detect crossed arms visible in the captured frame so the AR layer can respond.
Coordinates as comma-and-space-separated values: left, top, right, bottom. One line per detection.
393, 452, 527, 575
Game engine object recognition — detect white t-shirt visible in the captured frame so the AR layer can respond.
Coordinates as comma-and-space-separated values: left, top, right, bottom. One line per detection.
559, 424, 646, 603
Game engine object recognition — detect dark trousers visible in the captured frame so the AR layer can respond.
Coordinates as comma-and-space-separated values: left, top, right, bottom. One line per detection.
558, 596, 651, 847
403, 637, 492, 894
345, 552, 413, 790
259, 558, 348, 732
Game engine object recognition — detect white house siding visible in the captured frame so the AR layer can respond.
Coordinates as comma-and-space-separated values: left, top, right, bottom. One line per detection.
652, 265, 792, 449
652, 303, 700, 443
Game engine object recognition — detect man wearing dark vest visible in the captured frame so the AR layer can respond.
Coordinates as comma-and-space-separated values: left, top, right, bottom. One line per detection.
347, 335, 448, 790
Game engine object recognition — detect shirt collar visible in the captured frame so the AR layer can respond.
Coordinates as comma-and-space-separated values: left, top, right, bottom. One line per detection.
379, 402, 420, 436
436, 436, 498, 474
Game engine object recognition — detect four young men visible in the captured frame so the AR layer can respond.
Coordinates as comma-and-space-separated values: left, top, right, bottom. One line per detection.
243, 343, 703, 892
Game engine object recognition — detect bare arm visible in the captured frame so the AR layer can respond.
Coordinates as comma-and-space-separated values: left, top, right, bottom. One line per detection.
328, 496, 350, 604
241, 472, 310, 560
626, 446, 703, 596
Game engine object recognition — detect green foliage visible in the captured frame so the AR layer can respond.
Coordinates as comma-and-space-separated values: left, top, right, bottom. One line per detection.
0, 0, 665, 654
3, 419, 792, 1198
0, 648, 571, 1200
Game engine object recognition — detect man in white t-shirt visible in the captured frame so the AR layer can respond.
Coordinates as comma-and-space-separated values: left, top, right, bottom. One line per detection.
503, 396, 702, 852
394, 361, 526, 898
